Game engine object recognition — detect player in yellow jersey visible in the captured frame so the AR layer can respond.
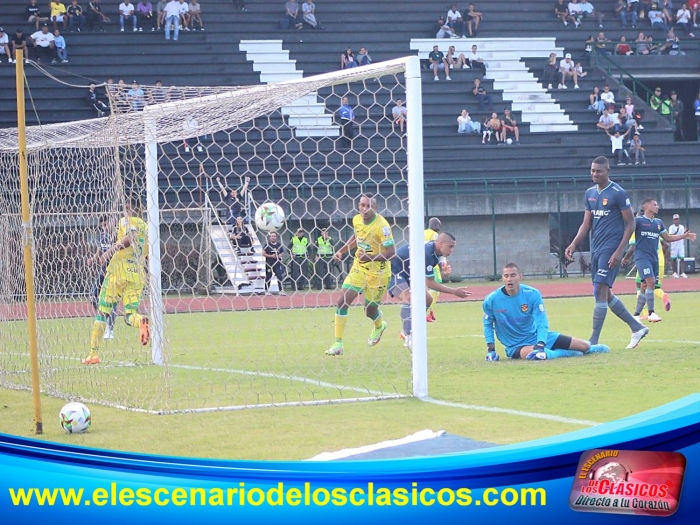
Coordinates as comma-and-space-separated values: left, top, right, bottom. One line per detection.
326, 193, 395, 356
83, 200, 150, 365
424, 217, 442, 322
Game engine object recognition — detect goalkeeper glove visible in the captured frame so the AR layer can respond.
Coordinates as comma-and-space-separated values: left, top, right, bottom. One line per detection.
533, 342, 546, 351
485, 349, 500, 362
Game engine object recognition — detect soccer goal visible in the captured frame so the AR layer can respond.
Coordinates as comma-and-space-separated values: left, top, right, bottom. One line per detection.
0, 56, 428, 414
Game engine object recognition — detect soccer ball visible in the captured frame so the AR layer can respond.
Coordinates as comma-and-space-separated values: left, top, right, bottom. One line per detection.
255, 202, 286, 232
506, 138, 513, 145
59, 402, 91, 434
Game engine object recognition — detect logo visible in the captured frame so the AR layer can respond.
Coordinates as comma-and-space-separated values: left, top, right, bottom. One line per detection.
382, 226, 391, 237
520, 304, 528, 312
569, 449, 686, 517
602, 198, 608, 206
483, 313, 489, 320
657, 224, 661, 230
538, 304, 545, 312
592, 210, 610, 217
427, 265, 433, 272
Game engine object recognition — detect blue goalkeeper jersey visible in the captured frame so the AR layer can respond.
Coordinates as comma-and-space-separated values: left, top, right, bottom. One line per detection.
482, 284, 549, 348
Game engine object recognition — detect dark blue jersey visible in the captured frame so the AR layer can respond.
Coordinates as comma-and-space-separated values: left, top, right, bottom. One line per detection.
632, 216, 666, 264
584, 181, 631, 253
391, 241, 440, 281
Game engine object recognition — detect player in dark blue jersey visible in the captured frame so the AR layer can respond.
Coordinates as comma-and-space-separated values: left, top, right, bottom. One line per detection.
622, 199, 696, 323
388, 232, 470, 350
483, 263, 609, 361
565, 156, 649, 349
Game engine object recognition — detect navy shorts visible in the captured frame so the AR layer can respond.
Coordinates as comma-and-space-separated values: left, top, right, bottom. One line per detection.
590, 250, 620, 287
635, 258, 658, 281
388, 273, 409, 298
505, 331, 562, 359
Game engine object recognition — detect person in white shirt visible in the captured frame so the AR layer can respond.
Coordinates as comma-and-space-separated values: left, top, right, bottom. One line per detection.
559, 53, 579, 89
163, 0, 181, 40
676, 4, 696, 36
600, 84, 615, 107
177, 0, 190, 30
446, 4, 466, 38
467, 44, 486, 75
119, 0, 137, 31
604, 128, 632, 165
457, 109, 480, 134
668, 214, 688, 277
0, 28, 11, 63
30, 25, 55, 62
567, 0, 583, 27
392, 99, 407, 134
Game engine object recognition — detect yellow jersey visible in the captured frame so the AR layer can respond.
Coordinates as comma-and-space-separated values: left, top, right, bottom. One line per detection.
108, 216, 148, 282
352, 213, 394, 277
424, 228, 438, 242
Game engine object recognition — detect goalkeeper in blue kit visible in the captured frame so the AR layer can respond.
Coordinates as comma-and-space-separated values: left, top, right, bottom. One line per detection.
483, 263, 610, 361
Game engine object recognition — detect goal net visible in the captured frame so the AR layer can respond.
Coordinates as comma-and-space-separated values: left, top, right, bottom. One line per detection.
0, 57, 427, 414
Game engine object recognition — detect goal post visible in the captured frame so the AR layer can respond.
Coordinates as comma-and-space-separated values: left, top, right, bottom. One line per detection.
0, 56, 429, 414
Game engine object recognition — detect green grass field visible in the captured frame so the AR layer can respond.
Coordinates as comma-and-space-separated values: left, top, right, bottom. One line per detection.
1, 292, 699, 460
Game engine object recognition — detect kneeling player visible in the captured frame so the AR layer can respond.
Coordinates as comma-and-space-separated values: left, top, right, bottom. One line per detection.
483, 263, 610, 361
389, 232, 471, 350
83, 200, 150, 365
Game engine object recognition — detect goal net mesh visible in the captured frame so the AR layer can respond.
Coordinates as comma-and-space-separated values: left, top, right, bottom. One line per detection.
0, 58, 417, 413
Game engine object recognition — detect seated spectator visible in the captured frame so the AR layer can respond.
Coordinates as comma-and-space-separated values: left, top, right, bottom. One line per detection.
177, 0, 190, 30
629, 132, 646, 164
605, 128, 632, 165
649, 4, 670, 31
597, 107, 621, 132
429, 44, 451, 81
50, 1, 68, 30
53, 29, 68, 63
660, 0, 674, 20
616, 0, 638, 28
11, 29, 30, 63
231, 217, 253, 252
27, 0, 50, 31
472, 78, 493, 111
616, 35, 633, 54
356, 47, 372, 66
119, 0, 138, 31
150, 79, 167, 103
467, 44, 486, 76
465, 4, 483, 37
676, 3, 696, 35
568, 0, 583, 27
30, 25, 55, 63
635, 31, 651, 53
543, 53, 559, 90
285, 0, 304, 30
0, 29, 11, 64
392, 99, 407, 133
588, 86, 606, 113
302, 0, 323, 30
136, 0, 155, 31
601, 84, 615, 107
457, 109, 480, 134
481, 115, 492, 143
156, 0, 167, 30
446, 4, 467, 38
489, 112, 504, 143
67, 0, 86, 32
579, 0, 604, 28
645, 34, 660, 53
689, 0, 700, 27
575, 61, 587, 78
559, 53, 579, 89
595, 31, 612, 55
87, 0, 110, 32
582, 34, 595, 61
501, 108, 521, 144
127, 81, 145, 111
624, 97, 644, 129
340, 48, 356, 69
433, 15, 456, 38
446, 45, 466, 69
660, 29, 684, 54
618, 107, 639, 133
554, 0, 576, 27
86, 82, 110, 116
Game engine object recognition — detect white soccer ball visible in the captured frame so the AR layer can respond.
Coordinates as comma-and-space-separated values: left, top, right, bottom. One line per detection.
255, 202, 286, 232
506, 138, 513, 145
59, 402, 91, 434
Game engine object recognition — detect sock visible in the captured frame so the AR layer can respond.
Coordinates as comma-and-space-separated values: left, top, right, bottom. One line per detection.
609, 295, 644, 331
90, 319, 107, 354
645, 289, 655, 313
428, 290, 439, 314
334, 307, 348, 342
370, 310, 383, 329
108, 311, 117, 330
633, 293, 646, 316
545, 348, 583, 359
654, 288, 664, 302
400, 304, 411, 334
125, 311, 144, 328
590, 301, 608, 345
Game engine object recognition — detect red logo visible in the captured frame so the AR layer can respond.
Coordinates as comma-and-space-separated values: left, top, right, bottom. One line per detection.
602, 198, 609, 206
520, 304, 528, 312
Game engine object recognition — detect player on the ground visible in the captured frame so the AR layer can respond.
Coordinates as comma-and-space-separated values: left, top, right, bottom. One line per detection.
668, 213, 688, 278
483, 263, 610, 361
88, 216, 117, 340
83, 199, 150, 365
565, 156, 649, 349
622, 199, 695, 323
326, 193, 395, 356
389, 232, 471, 350
424, 217, 442, 322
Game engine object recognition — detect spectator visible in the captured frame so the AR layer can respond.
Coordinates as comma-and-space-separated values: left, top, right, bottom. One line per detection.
554, 0, 576, 27
164, 0, 181, 40
694, 92, 700, 140
568, 0, 583, 27
618, 107, 639, 133
314, 228, 335, 290
676, 3, 696, 35
233, 0, 248, 12
392, 99, 407, 134
616, 35, 633, 54
597, 107, 621, 132
150, 79, 167, 103
595, 31, 612, 54
127, 81, 145, 111
156, 0, 167, 30
650, 86, 663, 112
457, 109, 480, 134
559, 53, 579, 89
262, 232, 285, 295
27, 0, 50, 31
574, 61, 587, 78
543, 52, 559, 90
216, 175, 250, 226
635, 31, 651, 53
640, 0, 653, 17
489, 112, 504, 144
87, 83, 110, 116
87, 0, 109, 31
119, 0, 138, 31
501, 108, 521, 144
582, 34, 595, 61
629, 132, 646, 164
616, 0, 638, 28
605, 127, 632, 165
67, 0, 86, 32
356, 47, 372, 66
600, 84, 615, 107
689, 0, 700, 26
182, 115, 209, 151
645, 34, 660, 53
481, 114, 492, 143
660, 29, 684, 54
177, 0, 190, 30
136, 0, 155, 31
472, 78, 493, 111
588, 86, 605, 113
340, 48, 356, 69
53, 28, 68, 63
302, 0, 323, 30
187, 0, 202, 30
649, 4, 670, 31
465, 4, 483, 37
285, 0, 304, 30
467, 44, 486, 76
579, 0, 604, 27
669, 90, 685, 140
50, 1, 68, 30
446, 45, 466, 69
11, 29, 30, 63
446, 4, 467, 38
660, 0, 674, 20
624, 96, 644, 129
428, 44, 451, 81
30, 24, 55, 63
433, 15, 456, 38
289, 227, 309, 291
230, 216, 253, 252
0, 28, 11, 64
338, 96, 355, 149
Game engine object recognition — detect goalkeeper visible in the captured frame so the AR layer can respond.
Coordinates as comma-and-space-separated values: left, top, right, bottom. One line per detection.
83, 199, 150, 365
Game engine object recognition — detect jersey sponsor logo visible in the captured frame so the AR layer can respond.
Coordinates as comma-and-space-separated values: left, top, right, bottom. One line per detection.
520, 304, 528, 312
602, 198, 608, 206
592, 210, 610, 217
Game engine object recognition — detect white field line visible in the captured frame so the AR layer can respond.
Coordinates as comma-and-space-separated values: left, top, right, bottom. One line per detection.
308, 429, 446, 461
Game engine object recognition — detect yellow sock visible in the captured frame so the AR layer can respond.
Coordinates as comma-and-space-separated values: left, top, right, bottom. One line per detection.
126, 312, 144, 328
90, 320, 106, 354
334, 313, 348, 342
373, 311, 383, 329
654, 288, 664, 301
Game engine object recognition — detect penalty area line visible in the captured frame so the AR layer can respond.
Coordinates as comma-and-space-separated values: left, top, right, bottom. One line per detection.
423, 397, 599, 426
